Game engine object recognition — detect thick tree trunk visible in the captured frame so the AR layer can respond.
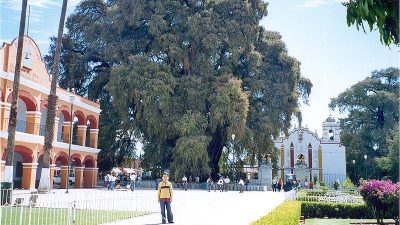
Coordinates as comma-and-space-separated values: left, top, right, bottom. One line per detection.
3, 0, 28, 189
38, 0, 68, 191
208, 125, 226, 181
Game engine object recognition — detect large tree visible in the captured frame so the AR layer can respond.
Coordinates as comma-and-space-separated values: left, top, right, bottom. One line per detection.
45, 0, 311, 180
330, 67, 399, 183
343, 0, 399, 46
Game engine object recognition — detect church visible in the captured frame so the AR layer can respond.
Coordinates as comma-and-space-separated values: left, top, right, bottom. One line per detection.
274, 115, 346, 186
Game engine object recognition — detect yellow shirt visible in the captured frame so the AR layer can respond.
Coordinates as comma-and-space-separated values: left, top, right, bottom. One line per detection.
158, 181, 173, 199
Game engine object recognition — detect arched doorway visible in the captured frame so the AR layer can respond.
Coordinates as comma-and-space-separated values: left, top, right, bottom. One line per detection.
71, 154, 83, 188
2, 145, 34, 189
54, 152, 69, 189
83, 156, 97, 188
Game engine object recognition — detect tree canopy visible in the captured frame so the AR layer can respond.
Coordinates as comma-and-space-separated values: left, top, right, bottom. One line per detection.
45, 0, 311, 180
330, 67, 399, 182
343, 0, 399, 46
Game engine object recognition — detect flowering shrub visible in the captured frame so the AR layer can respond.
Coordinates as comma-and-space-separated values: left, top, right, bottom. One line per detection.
359, 179, 399, 224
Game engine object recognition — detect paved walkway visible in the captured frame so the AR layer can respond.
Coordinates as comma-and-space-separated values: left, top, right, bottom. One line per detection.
102, 189, 287, 225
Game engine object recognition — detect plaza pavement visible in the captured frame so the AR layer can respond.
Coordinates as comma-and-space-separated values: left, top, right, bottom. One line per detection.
101, 189, 289, 225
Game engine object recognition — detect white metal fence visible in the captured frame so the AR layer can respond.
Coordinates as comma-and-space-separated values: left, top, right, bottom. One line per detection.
1, 189, 159, 225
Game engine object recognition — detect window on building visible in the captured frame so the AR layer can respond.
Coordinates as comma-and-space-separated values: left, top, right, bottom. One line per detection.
328, 129, 334, 140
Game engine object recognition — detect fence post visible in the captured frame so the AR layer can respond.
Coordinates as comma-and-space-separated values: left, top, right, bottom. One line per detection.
28, 201, 32, 225
68, 202, 72, 225
19, 205, 24, 225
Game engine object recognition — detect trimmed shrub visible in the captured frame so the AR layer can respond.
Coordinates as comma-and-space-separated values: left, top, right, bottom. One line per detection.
296, 195, 319, 202
305, 189, 327, 196
301, 202, 374, 219
251, 201, 301, 225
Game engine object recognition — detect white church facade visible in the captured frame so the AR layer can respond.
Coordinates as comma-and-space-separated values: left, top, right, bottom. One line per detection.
274, 115, 346, 185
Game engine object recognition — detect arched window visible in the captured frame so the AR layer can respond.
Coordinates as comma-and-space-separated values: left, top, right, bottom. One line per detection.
16, 99, 27, 132
39, 106, 47, 136
328, 129, 334, 140
72, 116, 78, 145
57, 112, 65, 142
290, 143, 294, 173
85, 121, 91, 147
308, 143, 313, 181
308, 143, 313, 168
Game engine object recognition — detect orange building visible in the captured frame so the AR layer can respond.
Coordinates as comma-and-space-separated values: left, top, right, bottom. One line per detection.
0, 36, 101, 190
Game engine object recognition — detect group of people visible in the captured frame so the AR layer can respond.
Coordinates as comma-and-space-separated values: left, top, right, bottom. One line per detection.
103, 172, 141, 191
273, 177, 315, 192
271, 177, 283, 192
104, 173, 117, 190
205, 176, 246, 193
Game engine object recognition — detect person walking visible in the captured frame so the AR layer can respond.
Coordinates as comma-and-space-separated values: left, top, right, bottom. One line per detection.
239, 178, 245, 193
129, 172, 137, 191
277, 178, 283, 192
224, 176, 230, 191
157, 173, 174, 224
109, 173, 116, 190
272, 177, 277, 192
207, 177, 212, 192
218, 177, 224, 192
181, 175, 188, 191
104, 173, 110, 189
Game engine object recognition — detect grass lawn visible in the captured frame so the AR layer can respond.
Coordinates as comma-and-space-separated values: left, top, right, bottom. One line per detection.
306, 219, 396, 225
1, 207, 152, 225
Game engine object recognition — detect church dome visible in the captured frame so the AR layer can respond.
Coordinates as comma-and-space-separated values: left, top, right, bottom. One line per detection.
325, 114, 335, 122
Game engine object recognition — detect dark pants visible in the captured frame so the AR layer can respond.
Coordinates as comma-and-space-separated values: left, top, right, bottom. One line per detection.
130, 181, 135, 191
239, 185, 244, 193
160, 201, 173, 223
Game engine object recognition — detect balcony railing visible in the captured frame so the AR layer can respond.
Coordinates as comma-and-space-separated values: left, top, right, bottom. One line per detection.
2, 119, 97, 148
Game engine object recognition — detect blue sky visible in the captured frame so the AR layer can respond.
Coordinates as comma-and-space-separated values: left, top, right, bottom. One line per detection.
1, 0, 399, 136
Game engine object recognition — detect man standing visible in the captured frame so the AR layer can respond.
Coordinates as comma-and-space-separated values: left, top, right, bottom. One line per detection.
158, 173, 174, 224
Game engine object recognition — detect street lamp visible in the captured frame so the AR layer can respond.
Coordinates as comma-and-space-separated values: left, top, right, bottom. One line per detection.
66, 95, 75, 194
231, 134, 235, 181
363, 155, 367, 179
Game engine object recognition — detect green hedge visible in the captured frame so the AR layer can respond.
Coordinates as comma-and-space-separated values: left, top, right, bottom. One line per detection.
301, 202, 374, 219
305, 190, 327, 196
296, 196, 319, 202
251, 201, 301, 225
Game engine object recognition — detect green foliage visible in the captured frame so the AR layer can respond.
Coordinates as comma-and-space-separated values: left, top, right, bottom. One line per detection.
45, 0, 312, 177
375, 126, 399, 180
170, 135, 211, 181
296, 195, 320, 202
301, 202, 374, 219
305, 190, 327, 196
296, 190, 327, 202
342, 177, 356, 190
343, 0, 399, 46
330, 67, 399, 183
251, 201, 301, 225
359, 179, 400, 224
